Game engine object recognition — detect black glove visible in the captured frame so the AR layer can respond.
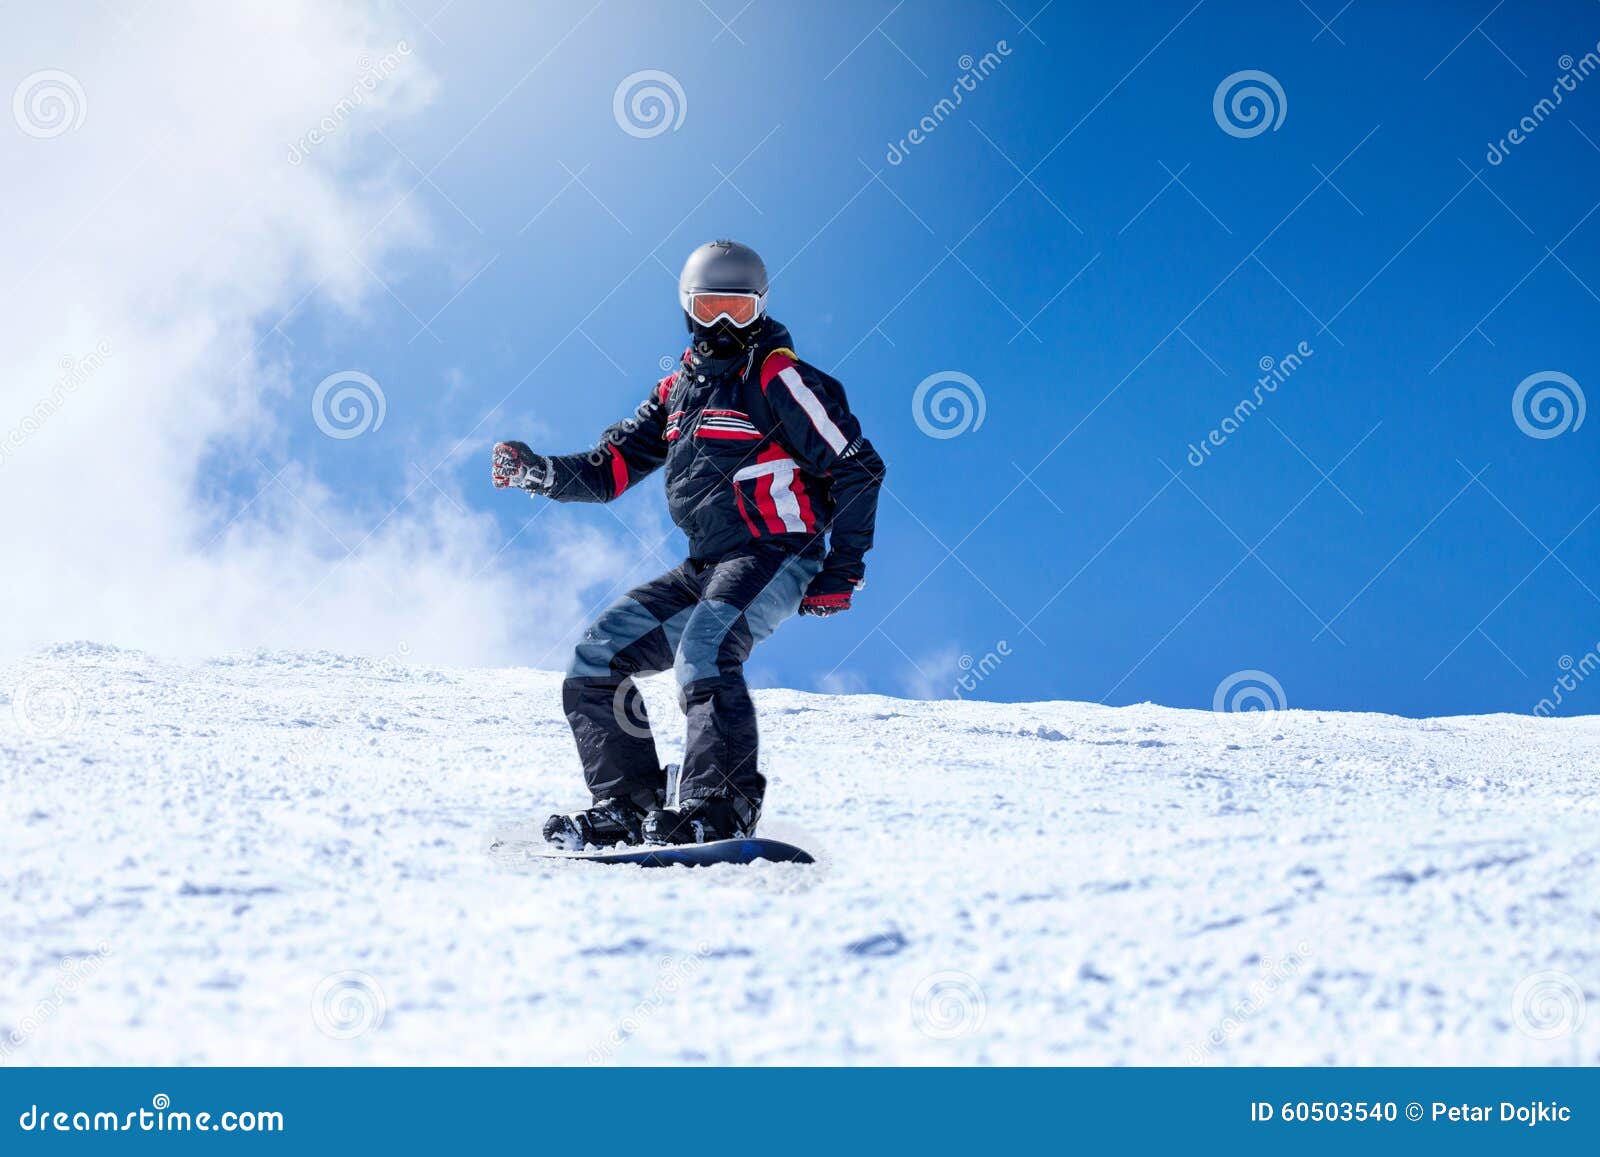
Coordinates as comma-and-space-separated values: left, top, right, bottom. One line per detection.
491, 441, 553, 493
800, 568, 861, 617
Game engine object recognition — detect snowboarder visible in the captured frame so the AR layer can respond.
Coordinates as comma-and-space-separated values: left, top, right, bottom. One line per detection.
492, 240, 886, 848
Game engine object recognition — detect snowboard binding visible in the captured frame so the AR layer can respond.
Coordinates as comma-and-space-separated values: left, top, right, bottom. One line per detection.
642, 796, 755, 846
541, 766, 759, 850
541, 796, 647, 851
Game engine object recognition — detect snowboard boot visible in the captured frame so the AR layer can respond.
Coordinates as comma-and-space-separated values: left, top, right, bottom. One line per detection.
542, 796, 647, 851
641, 796, 755, 845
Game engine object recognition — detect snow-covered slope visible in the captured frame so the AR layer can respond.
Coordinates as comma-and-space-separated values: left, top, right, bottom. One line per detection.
1, 644, 1595, 1065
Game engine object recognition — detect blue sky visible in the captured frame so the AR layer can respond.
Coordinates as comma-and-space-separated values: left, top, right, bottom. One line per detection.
214, 1, 1599, 714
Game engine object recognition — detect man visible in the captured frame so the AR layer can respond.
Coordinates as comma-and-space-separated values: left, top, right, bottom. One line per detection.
492, 240, 886, 847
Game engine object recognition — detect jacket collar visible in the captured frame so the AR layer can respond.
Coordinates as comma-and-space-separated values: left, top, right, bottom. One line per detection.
687, 318, 793, 381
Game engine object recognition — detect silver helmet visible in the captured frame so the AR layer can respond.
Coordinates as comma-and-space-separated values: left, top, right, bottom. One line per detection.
679, 240, 768, 330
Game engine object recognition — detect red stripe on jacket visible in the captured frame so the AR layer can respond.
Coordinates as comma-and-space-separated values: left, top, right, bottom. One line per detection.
752, 470, 787, 534
733, 484, 762, 537
755, 443, 817, 532
607, 444, 629, 498
759, 349, 797, 393
790, 471, 816, 530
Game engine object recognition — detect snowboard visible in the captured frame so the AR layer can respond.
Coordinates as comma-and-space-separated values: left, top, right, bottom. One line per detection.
489, 835, 814, 867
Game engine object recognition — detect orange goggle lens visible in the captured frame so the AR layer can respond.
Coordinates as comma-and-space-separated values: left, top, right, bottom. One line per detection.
688, 292, 762, 327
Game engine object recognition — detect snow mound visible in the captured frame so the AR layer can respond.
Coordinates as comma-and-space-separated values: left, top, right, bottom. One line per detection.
1, 647, 1596, 1065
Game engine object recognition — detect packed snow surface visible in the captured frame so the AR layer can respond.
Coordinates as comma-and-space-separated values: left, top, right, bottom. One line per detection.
2, 644, 1596, 1065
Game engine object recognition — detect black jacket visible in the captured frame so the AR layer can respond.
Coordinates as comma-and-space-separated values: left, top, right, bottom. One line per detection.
544, 320, 885, 584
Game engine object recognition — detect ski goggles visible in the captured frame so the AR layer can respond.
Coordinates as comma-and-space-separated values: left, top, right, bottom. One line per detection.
682, 290, 765, 328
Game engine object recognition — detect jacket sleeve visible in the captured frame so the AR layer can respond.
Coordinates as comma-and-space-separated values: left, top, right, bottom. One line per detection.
757, 348, 886, 582
544, 373, 673, 503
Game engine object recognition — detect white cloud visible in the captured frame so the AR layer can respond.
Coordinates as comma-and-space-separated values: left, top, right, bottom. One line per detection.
820, 646, 966, 699
899, 645, 963, 700
816, 670, 868, 695
0, 2, 626, 667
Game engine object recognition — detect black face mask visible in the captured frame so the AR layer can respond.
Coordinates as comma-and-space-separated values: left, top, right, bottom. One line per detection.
687, 314, 763, 362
